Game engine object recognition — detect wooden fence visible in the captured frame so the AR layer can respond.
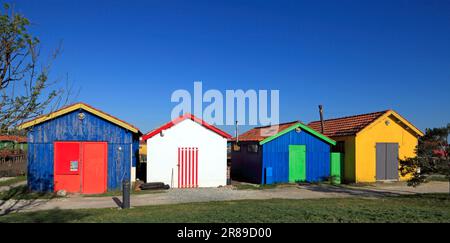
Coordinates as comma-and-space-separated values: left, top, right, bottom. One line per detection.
0, 150, 27, 177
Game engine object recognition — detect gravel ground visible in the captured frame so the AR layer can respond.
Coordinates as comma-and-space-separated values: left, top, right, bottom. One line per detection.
1, 181, 448, 214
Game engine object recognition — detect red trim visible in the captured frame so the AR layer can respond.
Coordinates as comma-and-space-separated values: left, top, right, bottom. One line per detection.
141, 113, 232, 141
181, 148, 184, 188
184, 148, 187, 188
177, 148, 180, 188
195, 148, 198, 188
186, 148, 188, 188
191, 148, 194, 187
189, 148, 192, 187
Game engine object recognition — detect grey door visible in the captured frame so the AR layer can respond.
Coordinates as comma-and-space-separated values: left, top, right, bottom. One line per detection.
376, 144, 386, 180
376, 143, 399, 180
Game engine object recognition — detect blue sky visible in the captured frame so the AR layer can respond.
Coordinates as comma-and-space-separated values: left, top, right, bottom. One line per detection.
7, 0, 450, 134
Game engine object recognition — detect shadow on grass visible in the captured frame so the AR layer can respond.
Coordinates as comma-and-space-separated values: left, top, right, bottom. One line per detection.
0, 176, 27, 187
0, 208, 92, 223
0, 185, 58, 216
298, 183, 409, 197
234, 183, 278, 190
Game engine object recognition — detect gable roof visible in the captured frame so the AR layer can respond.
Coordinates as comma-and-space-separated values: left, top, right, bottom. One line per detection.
141, 113, 232, 141
308, 110, 423, 137
230, 121, 299, 142
308, 111, 387, 137
231, 121, 336, 146
18, 103, 141, 134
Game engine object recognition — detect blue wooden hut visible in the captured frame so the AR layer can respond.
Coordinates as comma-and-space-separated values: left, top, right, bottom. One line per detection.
230, 121, 336, 184
19, 103, 141, 194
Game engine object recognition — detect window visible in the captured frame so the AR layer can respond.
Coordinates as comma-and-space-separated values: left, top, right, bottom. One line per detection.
247, 144, 259, 153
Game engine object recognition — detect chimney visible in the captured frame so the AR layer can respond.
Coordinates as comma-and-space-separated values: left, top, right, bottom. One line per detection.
235, 120, 239, 143
318, 105, 325, 134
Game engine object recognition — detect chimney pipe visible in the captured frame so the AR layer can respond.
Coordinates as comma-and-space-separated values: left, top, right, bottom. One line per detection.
235, 120, 239, 143
319, 105, 325, 134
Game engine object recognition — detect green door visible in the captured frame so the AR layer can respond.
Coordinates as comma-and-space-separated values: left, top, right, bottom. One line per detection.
289, 145, 306, 182
331, 152, 343, 184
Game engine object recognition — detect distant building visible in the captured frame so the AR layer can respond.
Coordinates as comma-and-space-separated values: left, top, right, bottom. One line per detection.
0, 135, 27, 151
139, 140, 147, 162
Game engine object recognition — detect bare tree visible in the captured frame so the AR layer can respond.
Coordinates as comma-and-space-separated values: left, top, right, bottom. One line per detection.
0, 3, 74, 133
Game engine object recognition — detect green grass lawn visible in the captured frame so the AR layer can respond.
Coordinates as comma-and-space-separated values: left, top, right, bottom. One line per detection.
0, 176, 26, 187
1, 193, 449, 223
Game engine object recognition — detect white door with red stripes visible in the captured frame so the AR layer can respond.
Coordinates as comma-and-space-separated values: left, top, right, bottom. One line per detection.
177, 147, 198, 188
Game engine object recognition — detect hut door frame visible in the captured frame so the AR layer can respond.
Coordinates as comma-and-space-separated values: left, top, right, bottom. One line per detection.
376, 143, 399, 181
288, 145, 306, 183
177, 147, 198, 188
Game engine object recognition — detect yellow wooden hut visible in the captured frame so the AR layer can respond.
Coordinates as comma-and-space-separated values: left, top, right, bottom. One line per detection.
309, 110, 423, 183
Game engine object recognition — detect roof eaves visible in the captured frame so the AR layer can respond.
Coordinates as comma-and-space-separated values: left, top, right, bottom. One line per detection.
259, 123, 336, 146
141, 113, 231, 141
18, 103, 141, 134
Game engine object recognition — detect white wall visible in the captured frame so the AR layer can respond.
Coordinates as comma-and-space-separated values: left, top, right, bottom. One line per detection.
131, 144, 136, 183
146, 119, 227, 188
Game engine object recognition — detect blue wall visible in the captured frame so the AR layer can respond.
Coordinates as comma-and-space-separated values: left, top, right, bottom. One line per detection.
262, 128, 331, 184
27, 109, 140, 192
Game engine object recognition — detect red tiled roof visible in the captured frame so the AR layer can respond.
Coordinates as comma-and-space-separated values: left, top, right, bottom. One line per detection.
0, 135, 27, 143
142, 113, 232, 141
230, 121, 300, 142
308, 110, 389, 137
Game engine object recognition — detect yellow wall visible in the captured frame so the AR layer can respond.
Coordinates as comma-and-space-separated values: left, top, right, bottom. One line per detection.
355, 114, 419, 182
139, 144, 147, 155
333, 136, 356, 182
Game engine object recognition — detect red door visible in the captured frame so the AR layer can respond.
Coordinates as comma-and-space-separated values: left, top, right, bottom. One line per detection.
54, 142, 107, 194
54, 142, 81, 193
82, 142, 107, 194
178, 147, 198, 188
